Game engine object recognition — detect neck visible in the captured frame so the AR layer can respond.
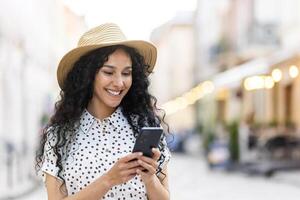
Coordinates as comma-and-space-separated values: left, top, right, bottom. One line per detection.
87, 99, 116, 120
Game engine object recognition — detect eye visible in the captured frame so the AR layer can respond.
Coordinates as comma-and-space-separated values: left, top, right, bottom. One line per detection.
103, 71, 113, 75
122, 71, 132, 76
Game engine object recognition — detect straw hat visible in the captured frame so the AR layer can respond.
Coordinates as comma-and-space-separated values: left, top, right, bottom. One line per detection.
57, 23, 157, 90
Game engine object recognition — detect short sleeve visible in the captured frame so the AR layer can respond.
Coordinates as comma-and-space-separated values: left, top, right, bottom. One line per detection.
40, 129, 62, 182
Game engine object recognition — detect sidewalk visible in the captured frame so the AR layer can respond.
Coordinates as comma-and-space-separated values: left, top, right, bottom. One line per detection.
168, 154, 300, 200
272, 170, 300, 187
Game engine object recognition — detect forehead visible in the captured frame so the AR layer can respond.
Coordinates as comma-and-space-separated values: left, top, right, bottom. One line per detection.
101, 48, 133, 72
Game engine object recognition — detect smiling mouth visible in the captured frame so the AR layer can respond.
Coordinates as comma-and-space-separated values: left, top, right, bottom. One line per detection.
106, 89, 122, 96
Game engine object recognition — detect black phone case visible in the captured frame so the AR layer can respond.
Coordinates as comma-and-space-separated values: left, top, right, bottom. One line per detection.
132, 127, 163, 157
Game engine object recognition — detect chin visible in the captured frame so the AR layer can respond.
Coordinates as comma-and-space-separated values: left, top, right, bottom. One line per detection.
106, 102, 121, 108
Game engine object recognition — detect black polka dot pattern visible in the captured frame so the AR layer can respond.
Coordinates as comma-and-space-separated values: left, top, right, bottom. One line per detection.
41, 107, 171, 199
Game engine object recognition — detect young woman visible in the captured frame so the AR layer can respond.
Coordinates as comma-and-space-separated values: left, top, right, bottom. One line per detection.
36, 23, 171, 200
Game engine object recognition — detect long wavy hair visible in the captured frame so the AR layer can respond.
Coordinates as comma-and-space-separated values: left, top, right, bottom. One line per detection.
35, 45, 169, 190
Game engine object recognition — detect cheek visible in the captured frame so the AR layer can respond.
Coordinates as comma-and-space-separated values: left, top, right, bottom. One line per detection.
95, 75, 109, 87
126, 78, 132, 88
93, 81, 107, 95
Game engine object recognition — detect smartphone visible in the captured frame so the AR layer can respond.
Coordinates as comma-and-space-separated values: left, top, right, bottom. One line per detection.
132, 127, 163, 158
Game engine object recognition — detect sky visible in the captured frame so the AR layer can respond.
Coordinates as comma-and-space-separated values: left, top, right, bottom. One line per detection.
63, 0, 197, 40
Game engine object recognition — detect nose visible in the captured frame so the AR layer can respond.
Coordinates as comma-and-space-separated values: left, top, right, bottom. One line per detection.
112, 74, 124, 88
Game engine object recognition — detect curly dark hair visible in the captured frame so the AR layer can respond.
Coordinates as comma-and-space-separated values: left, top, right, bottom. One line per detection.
35, 45, 169, 191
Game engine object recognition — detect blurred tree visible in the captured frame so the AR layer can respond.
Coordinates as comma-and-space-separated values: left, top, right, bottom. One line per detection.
227, 121, 240, 162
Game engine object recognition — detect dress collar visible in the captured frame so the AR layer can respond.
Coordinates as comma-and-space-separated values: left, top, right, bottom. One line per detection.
79, 107, 127, 134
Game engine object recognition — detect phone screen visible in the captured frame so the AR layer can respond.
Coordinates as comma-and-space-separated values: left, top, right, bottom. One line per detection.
132, 127, 163, 157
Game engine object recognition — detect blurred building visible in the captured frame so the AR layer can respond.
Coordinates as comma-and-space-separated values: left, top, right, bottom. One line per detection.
150, 11, 196, 131
193, 0, 300, 162
0, 0, 85, 198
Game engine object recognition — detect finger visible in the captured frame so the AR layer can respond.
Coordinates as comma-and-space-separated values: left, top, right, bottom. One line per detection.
122, 168, 139, 176
152, 148, 161, 161
126, 165, 146, 171
139, 156, 159, 169
120, 152, 143, 163
136, 169, 148, 177
126, 160, 141, 169
137, 166, 146, 171
137, 159, 156, 174
122, 174, 136, 183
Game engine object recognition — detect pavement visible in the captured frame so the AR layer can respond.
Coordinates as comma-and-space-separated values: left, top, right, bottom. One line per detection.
5, 153, 300, 200
168, 154, 300, 200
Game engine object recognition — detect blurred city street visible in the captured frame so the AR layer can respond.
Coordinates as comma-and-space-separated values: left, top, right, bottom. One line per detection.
2, 0, 300, 199
16, 153, 300, 200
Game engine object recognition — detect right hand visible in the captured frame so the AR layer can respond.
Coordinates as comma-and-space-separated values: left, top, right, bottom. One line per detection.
105, 152, 144, 186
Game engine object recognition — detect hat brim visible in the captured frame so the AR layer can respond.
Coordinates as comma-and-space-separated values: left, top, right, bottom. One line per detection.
57, 40, 157, 90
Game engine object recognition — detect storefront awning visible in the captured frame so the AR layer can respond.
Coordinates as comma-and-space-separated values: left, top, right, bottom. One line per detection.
212, 49, 300, 89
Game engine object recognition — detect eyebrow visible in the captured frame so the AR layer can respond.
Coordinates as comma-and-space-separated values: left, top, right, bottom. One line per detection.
103, 64, 132, 70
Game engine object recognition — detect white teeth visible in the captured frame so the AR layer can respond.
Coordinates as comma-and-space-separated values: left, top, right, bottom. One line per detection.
107, 89, 121, 96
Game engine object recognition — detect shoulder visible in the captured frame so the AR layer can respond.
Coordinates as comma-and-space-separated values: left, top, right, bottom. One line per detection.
43, 126, 58, 145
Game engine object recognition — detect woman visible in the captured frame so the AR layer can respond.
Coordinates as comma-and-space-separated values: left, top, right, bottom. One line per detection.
36, 23, 171, 200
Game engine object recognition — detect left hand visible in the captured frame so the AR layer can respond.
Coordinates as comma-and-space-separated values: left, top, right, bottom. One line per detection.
136, 148, 161, 185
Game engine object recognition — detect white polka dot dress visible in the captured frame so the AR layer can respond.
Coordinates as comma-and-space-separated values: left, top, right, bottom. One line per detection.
41, 107, 171, 199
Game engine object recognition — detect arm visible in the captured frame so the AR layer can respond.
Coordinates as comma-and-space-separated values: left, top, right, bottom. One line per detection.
144, 166, 170, 200
136, 149, 170, 200
45, 173, 112, 200
45, 152, 143, 200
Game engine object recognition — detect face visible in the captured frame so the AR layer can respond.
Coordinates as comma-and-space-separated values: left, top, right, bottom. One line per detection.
92, 48, 132, 111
